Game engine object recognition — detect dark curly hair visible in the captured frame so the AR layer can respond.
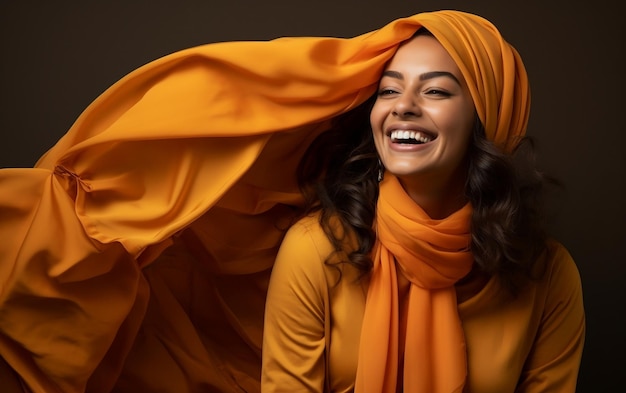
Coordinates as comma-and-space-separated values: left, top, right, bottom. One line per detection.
297, 95, 379, 273
297, 94, 557, 293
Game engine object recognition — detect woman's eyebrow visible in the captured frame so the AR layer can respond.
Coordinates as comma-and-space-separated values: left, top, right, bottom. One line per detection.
420, 71, 461, 85
382, 70, 404, 80
382, 70, 461, 85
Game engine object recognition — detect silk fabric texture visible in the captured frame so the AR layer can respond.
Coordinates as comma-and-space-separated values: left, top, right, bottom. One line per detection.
0, 10, 529, 393
356, 175, 473, 392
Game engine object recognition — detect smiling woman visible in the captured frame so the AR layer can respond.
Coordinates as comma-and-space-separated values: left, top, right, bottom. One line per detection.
262, 11, 584, 393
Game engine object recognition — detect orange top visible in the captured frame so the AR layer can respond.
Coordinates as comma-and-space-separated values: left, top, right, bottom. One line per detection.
262, 213, 585, 393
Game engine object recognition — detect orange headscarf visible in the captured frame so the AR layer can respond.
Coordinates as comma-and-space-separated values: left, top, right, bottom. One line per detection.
419, 11, 530, 151
355, 10, 530, 393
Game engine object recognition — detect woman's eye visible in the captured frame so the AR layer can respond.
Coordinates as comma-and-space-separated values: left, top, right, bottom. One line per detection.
424, 88, 451, 97
378, 88, 398, 96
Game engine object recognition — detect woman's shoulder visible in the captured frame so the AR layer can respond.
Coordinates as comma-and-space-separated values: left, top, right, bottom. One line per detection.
542, 240, 582, 287
273, 213, 334, 279
283, 213, 333, 251
528, 239, 584, 310
287, 212, 323, 233
277, 212, 360, 284
468, 240, 582, 308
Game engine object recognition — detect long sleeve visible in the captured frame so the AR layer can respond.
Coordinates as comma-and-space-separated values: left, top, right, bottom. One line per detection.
262, 217, 332, 392
516, 243, 586, 392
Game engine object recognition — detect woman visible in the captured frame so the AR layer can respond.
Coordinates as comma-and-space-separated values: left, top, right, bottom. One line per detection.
262, 12, 585, 393
0, 9, 582, 393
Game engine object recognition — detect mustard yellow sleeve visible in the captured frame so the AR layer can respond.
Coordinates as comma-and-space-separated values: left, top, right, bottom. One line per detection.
516, 243, 586, 392
262, 218, 331, 392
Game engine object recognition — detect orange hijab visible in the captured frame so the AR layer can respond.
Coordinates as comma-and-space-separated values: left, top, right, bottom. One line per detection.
355, 11, 530, 393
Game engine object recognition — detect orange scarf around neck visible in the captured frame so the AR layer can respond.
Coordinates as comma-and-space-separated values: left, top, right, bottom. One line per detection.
355, 175, 474, 392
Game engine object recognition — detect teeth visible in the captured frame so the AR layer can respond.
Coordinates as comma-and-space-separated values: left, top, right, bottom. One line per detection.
390, 130, 432, 143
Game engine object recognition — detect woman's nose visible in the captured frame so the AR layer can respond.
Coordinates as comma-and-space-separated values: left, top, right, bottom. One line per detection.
392, 93, 421, 117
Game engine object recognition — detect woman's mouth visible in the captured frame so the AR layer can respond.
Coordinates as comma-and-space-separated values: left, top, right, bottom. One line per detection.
389, 130, 434, 144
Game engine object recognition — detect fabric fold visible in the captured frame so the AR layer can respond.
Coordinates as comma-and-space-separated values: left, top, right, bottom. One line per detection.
356, 175, 473, 393
0, 19, 408, 392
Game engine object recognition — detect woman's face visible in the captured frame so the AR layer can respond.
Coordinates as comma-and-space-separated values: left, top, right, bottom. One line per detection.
370, 34, 475, 189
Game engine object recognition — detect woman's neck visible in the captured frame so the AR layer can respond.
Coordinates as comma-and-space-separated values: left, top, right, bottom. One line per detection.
397, 171, 467, 219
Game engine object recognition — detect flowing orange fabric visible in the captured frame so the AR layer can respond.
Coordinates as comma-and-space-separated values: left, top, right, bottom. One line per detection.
354, 11, 530, 393
355, 176, 473, 393
0, 10, 529, 393
0, 20, 411, 393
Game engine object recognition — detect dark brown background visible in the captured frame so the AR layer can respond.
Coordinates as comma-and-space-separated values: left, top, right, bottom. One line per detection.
1, 1, 623, 391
